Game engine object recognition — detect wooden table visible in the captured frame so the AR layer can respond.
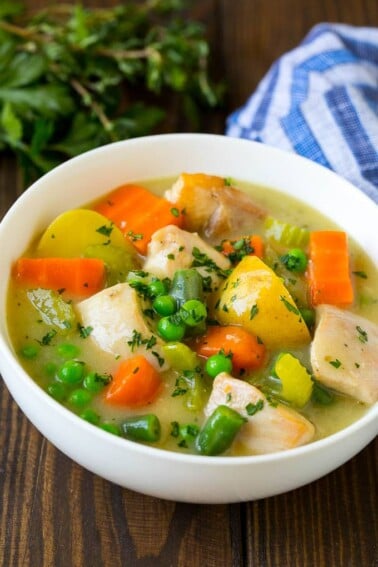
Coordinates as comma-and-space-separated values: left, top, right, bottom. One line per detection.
1, 1, 377, 565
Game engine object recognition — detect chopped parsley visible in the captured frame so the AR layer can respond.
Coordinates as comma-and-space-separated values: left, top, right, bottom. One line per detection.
224, 177, 232, 186
245, 399, 264, 416
250, 304, 259, 320
191, 246, 230, 279
172, 377, 188, 397
356, 326, 368, 344
78, 324, 93, 339
151, 350, 165, 367
280, 295, 300, 315
329, 359, 342, 369
127, 330, 158, 352
352, 270, 367, 279
170, 207, 180, 217
127, 230, 143, 241
96, 223, 113, 237
167, 253, 175, 260
226, 392, 232, 403
39, 329, 57, 346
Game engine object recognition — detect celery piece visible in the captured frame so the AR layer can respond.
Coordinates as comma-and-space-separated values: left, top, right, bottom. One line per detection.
273, 352, 313, 407
84, 244, 138, 285
27, 288, 76, 332
264, 216, 309, 247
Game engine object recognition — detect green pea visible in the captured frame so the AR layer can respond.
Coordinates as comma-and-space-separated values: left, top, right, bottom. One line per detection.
280, 248, 308, 273
80, 409, 100, 425
57, 360, 85, 384
153, 294, 177, 316
83, 371, 111, 393
122, 414, 161, 443
205, 353, 233, 378
56, 343, 80, 359
299, 307, 316, 329
68, 388, 92, 408
44, 362, 57, 376
148, 279, 166, 298
20, 344, 39, 359
157, 316, 186, 341
100, 423, 121, 436
46, 382, 67, 402
179, 299, 207, 327
196, 405, 247, 456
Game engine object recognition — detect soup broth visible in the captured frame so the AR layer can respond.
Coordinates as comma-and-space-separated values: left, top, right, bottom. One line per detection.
7, 176, 378, 456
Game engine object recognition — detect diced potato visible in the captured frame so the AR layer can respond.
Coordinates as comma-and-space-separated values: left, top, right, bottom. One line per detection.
216, 256, 311, 349
37, 209, 135, 258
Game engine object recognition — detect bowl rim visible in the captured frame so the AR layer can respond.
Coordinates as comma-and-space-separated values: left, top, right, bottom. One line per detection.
1, 132, 377, 469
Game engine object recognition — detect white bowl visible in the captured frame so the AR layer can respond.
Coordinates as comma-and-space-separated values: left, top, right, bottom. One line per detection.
0, 134, 377, 503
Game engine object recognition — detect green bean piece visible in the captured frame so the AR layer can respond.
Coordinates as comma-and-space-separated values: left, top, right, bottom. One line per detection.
122, 414, 161, 443
196, 405, 247, 456
169, 269, 203, 308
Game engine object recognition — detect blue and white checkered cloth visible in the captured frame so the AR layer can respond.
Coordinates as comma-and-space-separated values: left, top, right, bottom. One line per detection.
226, 23, 378, 203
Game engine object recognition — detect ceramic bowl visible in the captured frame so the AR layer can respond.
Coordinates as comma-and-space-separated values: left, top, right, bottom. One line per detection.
0, 134, 377, 503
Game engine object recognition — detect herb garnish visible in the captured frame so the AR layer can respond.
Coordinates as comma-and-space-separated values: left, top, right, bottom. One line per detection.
329, 359, 342, 369
96, 223, 113, 237
356, 326, 368, 344
245, 399, 264, 416
280, 295, 300, 316
78, 324, 93, 338
352, 271, 367, 279
191, 247, 230, 279
39, 329, 57, 345
250, 304, 259, 320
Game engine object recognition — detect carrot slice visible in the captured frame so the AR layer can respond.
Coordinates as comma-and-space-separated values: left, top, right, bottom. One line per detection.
95, 184, 184, 255
105, 355, 162, 406
308, 231, 354, 306
14, 257, 105, 297
194, 325, 266, 372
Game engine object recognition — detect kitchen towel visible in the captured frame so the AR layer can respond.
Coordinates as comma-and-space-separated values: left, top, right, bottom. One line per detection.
226, 23, 378, 203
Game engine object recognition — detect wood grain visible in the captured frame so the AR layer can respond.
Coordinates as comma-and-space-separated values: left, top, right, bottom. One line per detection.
1, 1, 377, 566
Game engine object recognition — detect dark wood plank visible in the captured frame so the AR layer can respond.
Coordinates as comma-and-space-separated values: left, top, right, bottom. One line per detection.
0, 1, 377, 566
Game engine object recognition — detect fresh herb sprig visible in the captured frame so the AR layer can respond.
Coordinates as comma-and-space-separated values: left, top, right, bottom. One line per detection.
0, 0, 221, 184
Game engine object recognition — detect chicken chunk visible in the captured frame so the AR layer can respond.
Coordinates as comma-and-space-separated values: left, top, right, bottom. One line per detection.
205, 373, 315, 454
311, 305, 378, 404
164, 173, 266, 240
143, 225, 231, 287
76, 282, 168, 371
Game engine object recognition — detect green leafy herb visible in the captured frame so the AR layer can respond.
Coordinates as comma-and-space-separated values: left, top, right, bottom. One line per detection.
279, 295, 300, 316
352, 271, 367, 279
250, 304, 259, 320
245, 399, 264, 416
329, 359, 342, 369
356, 326, 368, 344
78, 323, 93, 338
96, 223, 113, 237
191, 246, 230, 279
39, 329, 57, 345
170, 207, 180, 217
0, 1, 221, 184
